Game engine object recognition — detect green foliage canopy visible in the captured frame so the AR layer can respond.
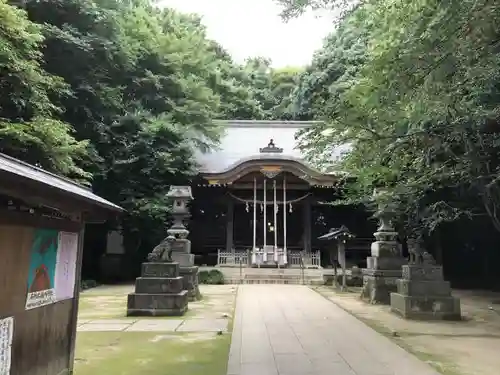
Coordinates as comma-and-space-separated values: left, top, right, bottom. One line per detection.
0, 0, 90, 180
288, 0, 500, 236
0, 0, 305, 260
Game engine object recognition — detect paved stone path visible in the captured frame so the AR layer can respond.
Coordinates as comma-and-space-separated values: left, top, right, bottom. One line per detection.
228, 285, 441, 375
77, 318, 228, 332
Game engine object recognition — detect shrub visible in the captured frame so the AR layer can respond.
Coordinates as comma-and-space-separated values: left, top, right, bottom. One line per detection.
198, 269, 225, 285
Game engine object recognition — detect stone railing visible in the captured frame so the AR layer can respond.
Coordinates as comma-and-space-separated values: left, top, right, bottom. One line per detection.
288, 250, 321, 268
217, 250, 249, 266
216, 249, 321, 268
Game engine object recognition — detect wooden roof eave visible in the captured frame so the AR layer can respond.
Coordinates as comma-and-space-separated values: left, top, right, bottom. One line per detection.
0, 153, 123, 221
199, 158, 340, 186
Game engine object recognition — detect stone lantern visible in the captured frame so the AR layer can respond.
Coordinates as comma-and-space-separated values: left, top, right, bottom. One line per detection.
165, 185, 200, 301
361, 188, 406, 304
166, 186, 193, 239
126, 185, 199, 316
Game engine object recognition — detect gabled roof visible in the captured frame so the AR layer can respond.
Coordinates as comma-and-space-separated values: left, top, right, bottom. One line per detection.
0, 153, 122, 212
318, 225, 356, 240
195, 120, 344, 174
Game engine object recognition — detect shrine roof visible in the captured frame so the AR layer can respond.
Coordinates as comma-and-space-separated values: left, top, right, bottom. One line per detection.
196, 120, 345, 174
318, 225, 356, 240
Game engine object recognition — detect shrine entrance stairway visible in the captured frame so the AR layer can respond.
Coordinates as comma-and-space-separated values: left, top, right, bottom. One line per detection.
203, 267, 325, 285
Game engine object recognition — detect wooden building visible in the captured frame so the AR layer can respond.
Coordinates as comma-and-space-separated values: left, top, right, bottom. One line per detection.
0, 153, 122, 375
190, 120, 374, 267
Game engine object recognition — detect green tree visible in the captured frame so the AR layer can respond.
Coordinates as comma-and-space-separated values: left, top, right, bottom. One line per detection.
15, 0, 230, 258
0, 0, 89, 179
294, 6, 369, 168
276, 0, 359, 19
291, 0, 500, 238
240, 57, 304, 120
269, 66, 303, 120
206, 41, 264, 120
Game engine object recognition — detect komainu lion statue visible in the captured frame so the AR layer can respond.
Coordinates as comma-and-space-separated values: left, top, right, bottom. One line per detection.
407, 237, 436, 265
147, 235, 176, 262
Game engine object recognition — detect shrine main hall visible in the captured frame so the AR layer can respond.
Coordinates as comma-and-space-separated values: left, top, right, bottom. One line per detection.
189, 120, 374, 268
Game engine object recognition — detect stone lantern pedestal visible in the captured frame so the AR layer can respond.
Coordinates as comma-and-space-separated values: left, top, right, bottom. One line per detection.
165, 186, 200, 301
361, 189, 407, 304
362, 232, 407, 304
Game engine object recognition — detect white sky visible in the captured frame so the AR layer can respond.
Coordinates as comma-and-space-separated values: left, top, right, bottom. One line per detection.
158, 0, 337, 67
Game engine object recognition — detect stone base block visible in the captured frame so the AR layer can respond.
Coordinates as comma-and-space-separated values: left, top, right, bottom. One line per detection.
134, 276, 184, 294
367, 256, 407, 270
366, 257, 375, 269
361, 274, 400, 304
401, 264, 444, 281
171, 239, 191, 254
362, 268, 401, 278
172, 253, 195, 267
371, 241, 400, 257
180, 266, 200, 301
396, 279, 451, 297
141, 262, 180, 278
390, 293, 461, 320
324, 274, 363, 287
127, 291, 188, 316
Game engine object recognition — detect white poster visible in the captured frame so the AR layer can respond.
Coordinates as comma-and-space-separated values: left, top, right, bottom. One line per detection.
54, 232, 79, 301
0, 317, 13, 375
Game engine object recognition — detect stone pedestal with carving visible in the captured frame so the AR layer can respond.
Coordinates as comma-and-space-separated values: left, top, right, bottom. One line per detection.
390, 264, 461, 320
127, 262, 188, 316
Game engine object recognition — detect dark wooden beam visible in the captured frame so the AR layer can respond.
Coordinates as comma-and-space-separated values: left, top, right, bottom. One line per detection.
230, 183, 311, 190
303, 196, 312, 252
226, 198, 234, 252
0, 208, 82, 231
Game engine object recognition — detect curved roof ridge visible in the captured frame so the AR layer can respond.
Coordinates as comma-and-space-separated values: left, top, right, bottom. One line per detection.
204, 153, 310, 175
195, 120, 344, 175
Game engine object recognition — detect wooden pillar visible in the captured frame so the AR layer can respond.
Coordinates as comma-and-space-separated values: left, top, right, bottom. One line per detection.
251, 177, 257, 266
68, 226, 85, 373
338, 240, 347, 291
303, 196, 311, 252
263, 179, 267, 249
226, 198, 234, 252
283, 175, 287, 264
273, 179, 277, 262
253, 177, 257, 251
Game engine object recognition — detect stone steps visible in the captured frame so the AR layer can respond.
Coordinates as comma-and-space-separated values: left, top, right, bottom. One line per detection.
225, 278, 324, 285
244, 274, 318, 279
244, 279, 299, 285
227, 274, 324, 285
200, 266, 325, 285
208, 268, 323, 276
